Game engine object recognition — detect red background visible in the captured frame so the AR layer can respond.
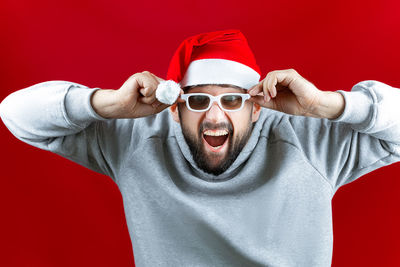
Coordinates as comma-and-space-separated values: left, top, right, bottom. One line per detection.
1, 0, 400, 266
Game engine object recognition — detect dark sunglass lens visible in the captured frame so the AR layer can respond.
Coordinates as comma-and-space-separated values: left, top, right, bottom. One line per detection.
221, 95, 242, 110
188, 95, 210, 110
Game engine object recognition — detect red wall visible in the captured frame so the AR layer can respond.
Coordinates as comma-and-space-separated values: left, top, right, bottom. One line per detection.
1, 0, 400, 266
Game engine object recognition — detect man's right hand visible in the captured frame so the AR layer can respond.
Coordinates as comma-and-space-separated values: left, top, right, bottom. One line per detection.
91, 71, 172, 119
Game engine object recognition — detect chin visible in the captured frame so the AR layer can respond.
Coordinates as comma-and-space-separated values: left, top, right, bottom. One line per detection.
198, 149, 231, 175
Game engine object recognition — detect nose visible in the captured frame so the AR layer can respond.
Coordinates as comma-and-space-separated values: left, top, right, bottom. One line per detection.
205, 101, 226, 123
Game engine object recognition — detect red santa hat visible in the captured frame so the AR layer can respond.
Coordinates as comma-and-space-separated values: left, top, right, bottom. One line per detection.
166, 29, 261, 90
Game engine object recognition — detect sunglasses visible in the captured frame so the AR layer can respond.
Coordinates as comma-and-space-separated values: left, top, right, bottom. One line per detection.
180, 93, 251, 112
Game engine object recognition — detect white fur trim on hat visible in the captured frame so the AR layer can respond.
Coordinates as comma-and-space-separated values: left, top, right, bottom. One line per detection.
180, 58, 260, 89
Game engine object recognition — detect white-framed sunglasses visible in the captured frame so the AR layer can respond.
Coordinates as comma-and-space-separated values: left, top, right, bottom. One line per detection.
180, 93, 251, 112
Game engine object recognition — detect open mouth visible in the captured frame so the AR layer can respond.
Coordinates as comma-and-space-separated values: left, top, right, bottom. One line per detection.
202, 129, 229, 151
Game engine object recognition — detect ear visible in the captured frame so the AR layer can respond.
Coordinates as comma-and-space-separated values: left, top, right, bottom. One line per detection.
251, 103, 261, 123
169, 103, 180, 123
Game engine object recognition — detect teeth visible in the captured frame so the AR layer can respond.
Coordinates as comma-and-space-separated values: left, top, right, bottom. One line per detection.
203, 129, 229, 136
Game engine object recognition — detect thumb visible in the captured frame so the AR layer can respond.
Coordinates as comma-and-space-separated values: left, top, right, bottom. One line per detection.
248, 95, 275, 110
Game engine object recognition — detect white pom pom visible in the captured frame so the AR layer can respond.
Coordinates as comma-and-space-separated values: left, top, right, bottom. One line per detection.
155, 80, 181, 105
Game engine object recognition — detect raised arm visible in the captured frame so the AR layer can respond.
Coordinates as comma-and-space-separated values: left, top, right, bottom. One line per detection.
249, 69, 400, 191
0, 72, 170, 179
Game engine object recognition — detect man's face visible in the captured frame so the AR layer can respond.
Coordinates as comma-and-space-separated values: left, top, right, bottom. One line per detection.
170, 85, 261, 175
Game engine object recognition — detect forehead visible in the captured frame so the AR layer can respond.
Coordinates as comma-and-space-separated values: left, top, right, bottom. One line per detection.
184, 84, 246, 94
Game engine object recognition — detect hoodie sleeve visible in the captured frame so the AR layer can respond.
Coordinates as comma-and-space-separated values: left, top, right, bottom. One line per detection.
0, 81, 117, 179
286, 80, 400, 193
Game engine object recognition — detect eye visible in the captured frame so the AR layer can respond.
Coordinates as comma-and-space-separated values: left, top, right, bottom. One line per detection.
188, 95, 210, 109
221, 95, 242, 108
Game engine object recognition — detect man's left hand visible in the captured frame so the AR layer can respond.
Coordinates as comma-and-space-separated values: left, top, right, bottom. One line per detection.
248, 69, 345, 119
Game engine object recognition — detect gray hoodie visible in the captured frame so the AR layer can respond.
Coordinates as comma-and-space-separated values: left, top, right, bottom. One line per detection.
1, 80, 400, 267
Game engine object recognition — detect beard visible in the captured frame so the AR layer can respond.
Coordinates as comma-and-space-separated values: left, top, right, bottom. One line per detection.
179, 108, 254, 176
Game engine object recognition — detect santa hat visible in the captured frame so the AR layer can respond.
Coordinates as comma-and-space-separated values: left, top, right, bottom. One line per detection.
166, 29, 261, 90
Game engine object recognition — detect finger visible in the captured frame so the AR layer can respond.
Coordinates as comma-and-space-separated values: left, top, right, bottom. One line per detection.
274, 69, 298, 88
134, 71, 159, 97
145, 71, 161, 94
248, 82, 263, 96
139, 86, 156, 98
138, 95, 156, 105
264, 69, 300, 99
146, 72, 166, 91
146, 73, 164, 102
262, 77, 272, 102
249, 79, 271, 102
264, 71, 280, 101
266, 72, 277, 98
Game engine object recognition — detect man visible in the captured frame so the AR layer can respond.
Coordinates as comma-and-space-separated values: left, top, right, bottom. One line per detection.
1, 29, 399, 266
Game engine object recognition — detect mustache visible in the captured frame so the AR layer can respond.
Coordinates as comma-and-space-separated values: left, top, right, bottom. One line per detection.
199, 121, 233, 135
